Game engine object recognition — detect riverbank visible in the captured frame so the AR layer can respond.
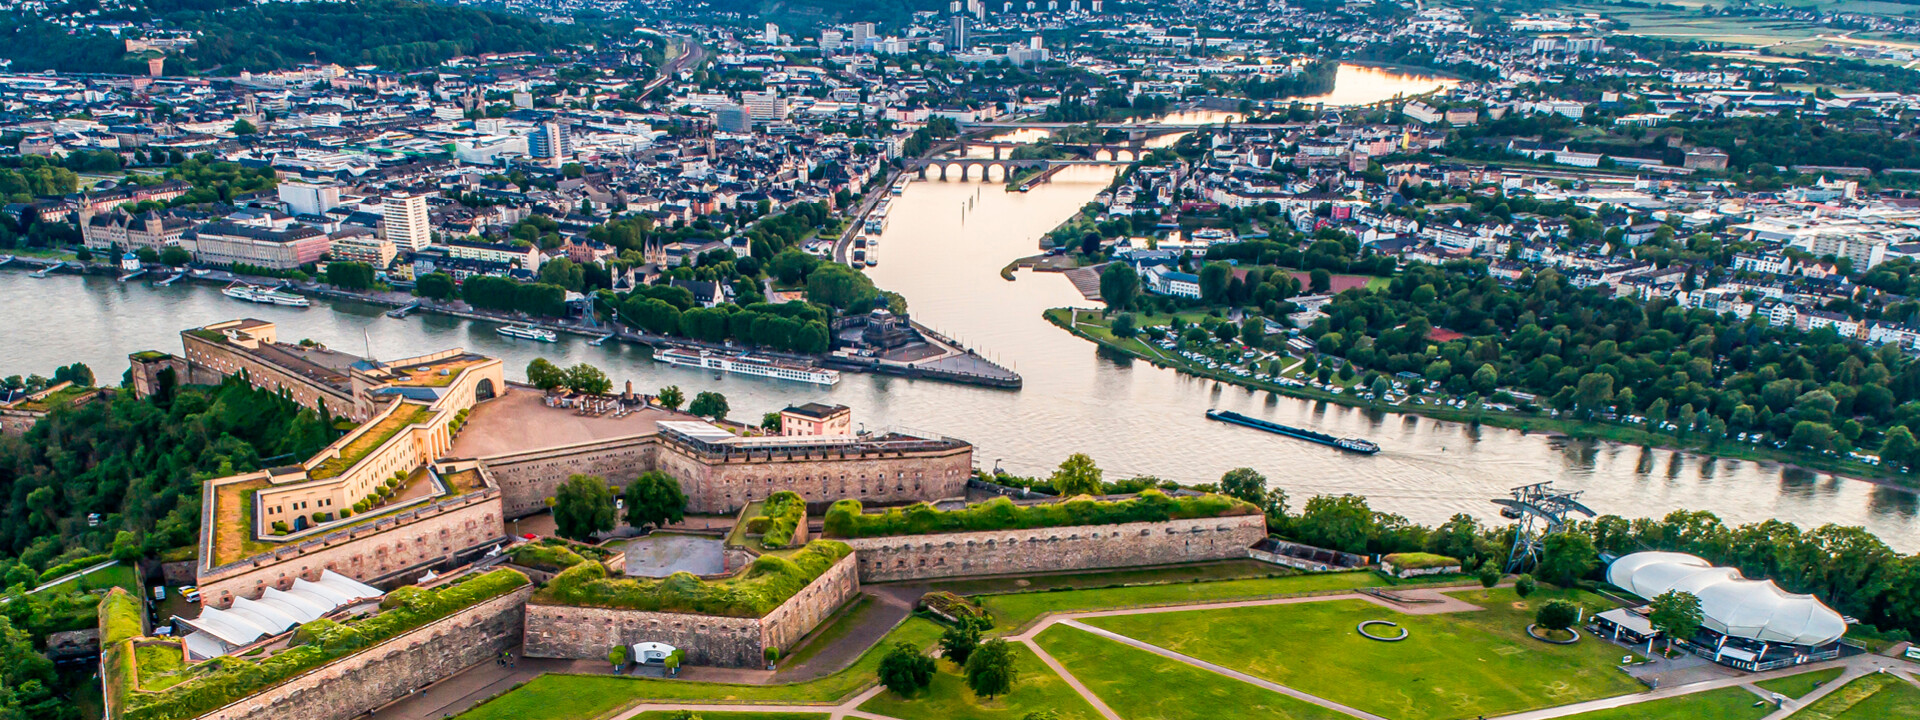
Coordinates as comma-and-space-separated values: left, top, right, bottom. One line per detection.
1043, 307, 1917, 491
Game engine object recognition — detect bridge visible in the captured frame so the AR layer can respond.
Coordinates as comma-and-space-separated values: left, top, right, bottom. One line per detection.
944, 139, 1151, 162
901, 157, 1130, 182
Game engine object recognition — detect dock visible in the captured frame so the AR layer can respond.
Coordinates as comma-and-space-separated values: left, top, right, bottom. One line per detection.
590, 334, 617, 346
155, 271, 187, 286
0, 255, 12, 268
386, 302, 420, 319
28, 261, 64, 278
119, 268, 147, 282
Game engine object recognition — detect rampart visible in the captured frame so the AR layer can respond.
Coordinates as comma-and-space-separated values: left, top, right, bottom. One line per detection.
841, 513, 1268, 582
520, 553, 859, 667
481, 435, 658, 518
192, 585, 532, 720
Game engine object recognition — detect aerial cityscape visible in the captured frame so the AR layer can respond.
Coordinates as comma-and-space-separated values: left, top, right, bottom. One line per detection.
4, 0, 1920, 718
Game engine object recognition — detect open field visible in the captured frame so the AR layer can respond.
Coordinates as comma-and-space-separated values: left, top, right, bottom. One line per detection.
857, 644, 1102, 720
453, 618, 946, 720
977, 570, 1392, 631
1790, 673, 1920, 720
1034, 624, 1353, 720
1555, 686, 1770, 720
630, 713, 828, 720
1755, 667, 1845, 699
924, 558, 1291, 596
1081, 588, 1644, 720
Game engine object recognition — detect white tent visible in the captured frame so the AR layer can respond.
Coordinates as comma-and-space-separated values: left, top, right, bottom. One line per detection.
176, 570, 384, 660
1606, 551, 1846, 647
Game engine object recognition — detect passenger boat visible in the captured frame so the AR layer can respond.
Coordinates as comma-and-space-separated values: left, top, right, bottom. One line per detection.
496, 324, 558, 342
1205, 409, 1379, 454
222, 282, 310, 307
656, 347, 840, 385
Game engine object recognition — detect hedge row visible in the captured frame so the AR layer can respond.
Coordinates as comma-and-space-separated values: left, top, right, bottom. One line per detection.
1382, 552, 1460, 570
507, 539, 591, 572
756, 492, 806, 550
821, 491, 1257, 539
40, 554, 110, 584
114, 568, 528, 720
537, 540, 850, 618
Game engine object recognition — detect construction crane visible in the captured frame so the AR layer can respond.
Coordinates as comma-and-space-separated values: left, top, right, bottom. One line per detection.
1493, 482, 1596, 573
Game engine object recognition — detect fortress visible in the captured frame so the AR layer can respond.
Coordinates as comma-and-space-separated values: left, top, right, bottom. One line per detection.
107, 320, 1271, 720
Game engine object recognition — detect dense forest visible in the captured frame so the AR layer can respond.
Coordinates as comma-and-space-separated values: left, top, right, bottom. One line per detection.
1, 0, 588, 74
0, 376, 335, 570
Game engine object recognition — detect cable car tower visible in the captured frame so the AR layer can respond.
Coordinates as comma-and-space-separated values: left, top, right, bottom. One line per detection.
1493, 482, 1596, 573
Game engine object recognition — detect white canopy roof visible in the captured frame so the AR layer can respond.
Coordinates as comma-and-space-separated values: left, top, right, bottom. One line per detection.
1607, 551, 1846, 646
177, 570, 384, 659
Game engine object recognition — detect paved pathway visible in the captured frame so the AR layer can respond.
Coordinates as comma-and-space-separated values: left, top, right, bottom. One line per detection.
1056, 619, 1389, 720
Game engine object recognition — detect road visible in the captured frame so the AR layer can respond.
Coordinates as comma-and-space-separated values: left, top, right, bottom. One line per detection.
638, 35, 705, 100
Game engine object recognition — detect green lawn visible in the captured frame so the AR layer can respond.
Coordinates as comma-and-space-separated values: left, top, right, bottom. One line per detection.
928, 559, 1289, 596
979, 571, 1389, 632
857, 644, 1101, 720
1790, 673, 1920, 720
1555, 687, 1771, 720
1756, 667, 1846, 700
134, 643, 191, 692
454, 618, 945, 720
1033, 624, 1351, 720
630, 713, 828, 720
1081, 588, 1644, 720
41, 562, 140, 595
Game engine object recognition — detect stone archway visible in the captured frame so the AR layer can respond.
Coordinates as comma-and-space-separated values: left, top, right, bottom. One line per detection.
475, 378, 496, 401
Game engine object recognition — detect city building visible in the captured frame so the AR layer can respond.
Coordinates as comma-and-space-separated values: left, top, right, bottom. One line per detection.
279, 180, 343, 217
381, 192, 432, 252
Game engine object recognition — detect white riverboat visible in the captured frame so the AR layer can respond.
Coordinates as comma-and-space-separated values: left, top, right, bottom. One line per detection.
222, 282, 310, 307
496, 324, 558, 342
656, 348, 840, 385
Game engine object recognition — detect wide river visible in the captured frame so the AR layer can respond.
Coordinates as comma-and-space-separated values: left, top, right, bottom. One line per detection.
3, 73, 1916, 550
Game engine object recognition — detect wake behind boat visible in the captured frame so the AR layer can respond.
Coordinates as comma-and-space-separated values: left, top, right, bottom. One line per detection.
222, 282, 310, 307
496, 324, 558, 342
1206, 409, 1379, 454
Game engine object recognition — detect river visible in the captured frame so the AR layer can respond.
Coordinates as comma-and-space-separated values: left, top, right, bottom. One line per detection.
3, 70, 1917, 550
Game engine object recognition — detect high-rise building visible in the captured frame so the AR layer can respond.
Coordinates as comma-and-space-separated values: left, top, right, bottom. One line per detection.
380, 193, 432, 253
529, 120, 572, 167
278, 180, 341, 217
851, 22, 876, 47
949, 15, 968, 49
743, 91, 787, 121
820, 29, 844, 51
1091, 0, 1102, 10
763, 22, 779, 44
714, 103, 751, 133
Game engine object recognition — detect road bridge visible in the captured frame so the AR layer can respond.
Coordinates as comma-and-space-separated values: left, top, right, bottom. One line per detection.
900, 157, 1129, 182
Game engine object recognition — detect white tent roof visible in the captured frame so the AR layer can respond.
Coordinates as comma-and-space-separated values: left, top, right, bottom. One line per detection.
1607, 551, 1846, 646
175, 570, 385, 659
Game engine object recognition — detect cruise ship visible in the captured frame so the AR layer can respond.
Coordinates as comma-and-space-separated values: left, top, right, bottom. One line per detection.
222, 282, 311, 307
657, 348, 841, 385
496, 324, 558, 342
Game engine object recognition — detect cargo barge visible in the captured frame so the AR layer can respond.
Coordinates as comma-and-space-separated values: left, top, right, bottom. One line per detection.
1205, 409, 1380, 454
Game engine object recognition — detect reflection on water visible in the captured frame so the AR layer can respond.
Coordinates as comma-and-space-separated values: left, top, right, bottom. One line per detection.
1287, 64, 1459, 106
2, 116, 1918, 551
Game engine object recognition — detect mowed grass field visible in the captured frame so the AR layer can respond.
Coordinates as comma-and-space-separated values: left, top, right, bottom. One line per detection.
1754, 667, 1845, 700
1553, 686, 1770, 720
979, 571, 1391, 631
1034, 624, 1353, 720
1791, 673, 1920, 720
856, 644, 1101, 720
1081, 588, 1644, 720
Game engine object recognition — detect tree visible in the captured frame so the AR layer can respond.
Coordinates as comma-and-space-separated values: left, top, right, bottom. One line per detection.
1199, 262, 1233, 305
159, 246, 192, 266
1218, 467, 1267, 505
761, 411, 783, 431
1099, 262, 1139, 311
1309, 268, 1331, 293
564, 363, 613, 394
1049, 453, 1104, 496
656, 385, 685, 411
0, 616, 60, 720
1241, 317, 1266, 348
110, 530, 141, 562
1292, 494, 1377, 554
1110, 313, 1137, 338
963, 639, 1017, 699
623, 471, 686, 531
608, 644, 628, 669
414, 272, 456, 300
1647, 589, 1704, 652
231, 118, 257, 135
1883, 425, 1917, 470
878, 642, 935, 695
940, 619, 982, 666
689, 391, 729, 420
1537, 532, 1599, 586
550, 474, 615, 542
1478, 562, 1502, 588
1536, 599, 1579, 632
1514, 573, 1538, 598
323, 261, 375, 290
526, 358, 566, 391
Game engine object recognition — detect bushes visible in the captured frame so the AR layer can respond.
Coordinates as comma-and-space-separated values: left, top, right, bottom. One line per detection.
919, 591, 993, 627
755, 492, 805, 550
507, 539, 591, 572
98, 587, 144, 645
1382, 552, 1460, 570
538, 540, 851, 618
822, 491, 1256, 539
114, 569, 528, 720
38, 554, 110, 583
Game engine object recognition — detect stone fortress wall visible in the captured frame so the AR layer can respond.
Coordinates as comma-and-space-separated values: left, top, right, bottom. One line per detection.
520, 553, 860, 667
194, 585, 532, 720
841, 513, 1270, 583
480, 436, 658, 518
197, 489, 506, 609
